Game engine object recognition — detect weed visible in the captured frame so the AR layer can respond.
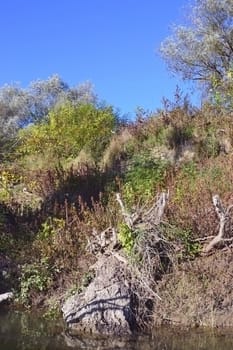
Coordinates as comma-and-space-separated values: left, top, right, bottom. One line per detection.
0, 233, 14, 253
123, 152, 169, 207
38, 217, 65, 240
118, 222, 137, 255
43, 302, 60, 320
18, 258, 53, 305
198, 135, 220, 158
0, 169, 22, 201
165, 224, 201, 259
174, 161, 199, 203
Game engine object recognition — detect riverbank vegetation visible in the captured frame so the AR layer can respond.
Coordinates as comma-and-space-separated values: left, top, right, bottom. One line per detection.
0, 0, 232, 330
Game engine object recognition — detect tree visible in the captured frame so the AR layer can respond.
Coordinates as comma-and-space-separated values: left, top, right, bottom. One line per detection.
0, 85, 29, 137
0, 75, 97, 138
26, 76, 97, 124
0, 76, 97, 160
160, 0, 233, 104
17, 102, 116, 163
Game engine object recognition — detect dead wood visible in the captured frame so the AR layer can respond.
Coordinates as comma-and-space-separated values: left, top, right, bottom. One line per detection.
203, 195, 233, 253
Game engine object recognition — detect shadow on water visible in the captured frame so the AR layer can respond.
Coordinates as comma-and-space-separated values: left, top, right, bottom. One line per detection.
1, 310, 233, 350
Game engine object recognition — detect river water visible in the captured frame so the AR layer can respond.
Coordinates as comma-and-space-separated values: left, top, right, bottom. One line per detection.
1, 309, 233, 350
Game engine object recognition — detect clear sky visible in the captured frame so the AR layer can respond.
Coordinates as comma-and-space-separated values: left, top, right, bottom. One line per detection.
0, 0, 195, 117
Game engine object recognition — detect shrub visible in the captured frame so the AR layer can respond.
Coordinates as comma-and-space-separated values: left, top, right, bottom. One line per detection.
122, 152, 169, 207
118, 222, 136, 255
167, 124, 194, 150
34, 217, 73, 268
198, 127, 220, 158
17, 102, 116, 166
19, 258, 53, 305
173, 161, 199, 203
164, 224, 201, 259
100, 128, 134, 170
0, 169, 22, 201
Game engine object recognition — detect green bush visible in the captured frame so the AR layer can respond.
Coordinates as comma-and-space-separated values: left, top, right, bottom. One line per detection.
199, 135, 220, 158
174, 161, 199, 203
164, 224, 201, 259
167, 124, 194, 149
19, 258, 53, 305
17, 102, 116, 165
0, 170, 22, 201
211, 71, 233, 110
38, 217, 65, 240
122, 153, 169, 207
118, 223, 136, 256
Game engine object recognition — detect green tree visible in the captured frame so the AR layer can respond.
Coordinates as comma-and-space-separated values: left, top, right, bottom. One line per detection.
18, 102, 116, 163
160, 0, 233, 106
0, 76, 97, 159
0, 75, 97, 137
26, 76, 96, 124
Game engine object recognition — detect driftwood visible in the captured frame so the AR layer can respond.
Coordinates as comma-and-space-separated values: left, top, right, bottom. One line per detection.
87, 192, 169, 255
64, 191, 171, 335
116, 192, 171, 303
87, 191, 170, 289
86, 226, 117, 254
0, 292, 13, 304
203, 195, 233, 253
116, 193, 135, 228
116, 191, 169, 229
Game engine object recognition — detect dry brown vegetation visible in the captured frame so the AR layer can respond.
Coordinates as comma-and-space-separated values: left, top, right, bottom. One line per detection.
1, 99, 233, 328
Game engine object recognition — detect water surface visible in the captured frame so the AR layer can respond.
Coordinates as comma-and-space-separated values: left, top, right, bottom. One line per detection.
1, 310, 233, 350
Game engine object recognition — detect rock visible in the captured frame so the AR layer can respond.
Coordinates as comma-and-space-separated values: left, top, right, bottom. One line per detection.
62, 255, 138, 336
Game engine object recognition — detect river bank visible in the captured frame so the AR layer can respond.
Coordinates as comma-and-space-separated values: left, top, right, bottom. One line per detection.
3, 242, 233, 335
1, 104, 233, 336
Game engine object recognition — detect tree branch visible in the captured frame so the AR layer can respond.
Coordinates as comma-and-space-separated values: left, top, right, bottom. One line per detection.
203, 195, 230, 253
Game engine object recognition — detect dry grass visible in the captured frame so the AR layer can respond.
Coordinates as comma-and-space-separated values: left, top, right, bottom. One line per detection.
153, 249, 233, 327
166, 153, 233, 238
100, 128, 134, 170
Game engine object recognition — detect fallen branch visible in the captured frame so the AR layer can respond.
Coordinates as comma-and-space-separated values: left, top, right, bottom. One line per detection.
0, 292, 13, 304
193, 236, 215, 243
116, 193, 135, 228
85, 191, 170, 331
143, 191, 169, 225
116, 191, 169, 229
203, 195, 233, 253
86, 226, 117, 253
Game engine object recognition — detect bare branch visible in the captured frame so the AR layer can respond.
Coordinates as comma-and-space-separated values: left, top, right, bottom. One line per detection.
203, 195, 229, 253
143, 191, 169, 225
116, 193, 134, 228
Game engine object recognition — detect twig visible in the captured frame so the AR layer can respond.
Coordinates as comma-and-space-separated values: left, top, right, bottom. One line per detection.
193, 235, 215, 242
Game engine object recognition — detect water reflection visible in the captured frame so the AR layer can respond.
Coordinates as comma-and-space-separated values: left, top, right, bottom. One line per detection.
0, 309, 65, 350
1, 309, 233, 350
150, 328, 233, 350
64, 328, 233, 350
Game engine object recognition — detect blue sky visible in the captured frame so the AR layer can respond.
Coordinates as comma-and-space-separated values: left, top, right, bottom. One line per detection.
0, 0, 196, 117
